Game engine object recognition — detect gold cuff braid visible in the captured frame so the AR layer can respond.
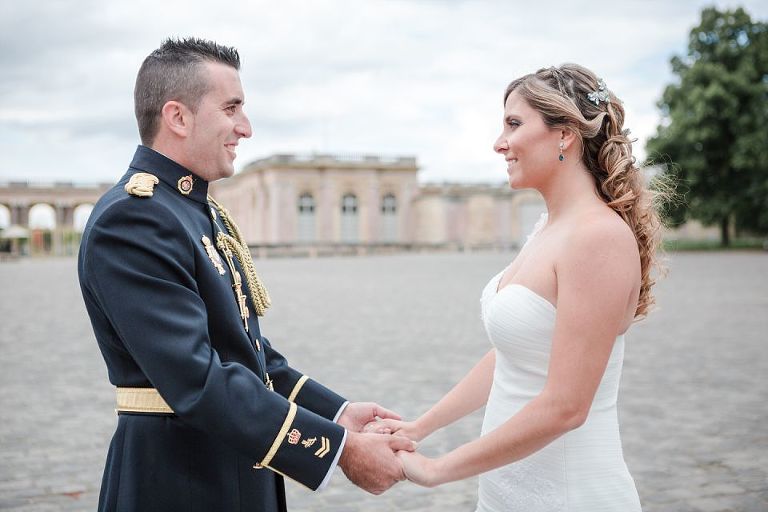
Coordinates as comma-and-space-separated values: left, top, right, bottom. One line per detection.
208, 195, 271, 316
256, 402, 298, 469
288, 375, 309, 403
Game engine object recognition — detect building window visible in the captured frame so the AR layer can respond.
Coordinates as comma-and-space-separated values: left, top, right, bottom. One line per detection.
380, 194, 398, 242
381, 194, 396, 214
341, 194, 358, 214
297, 193, 316, 242
340, 193, 358, 243
298, 193, 315, 214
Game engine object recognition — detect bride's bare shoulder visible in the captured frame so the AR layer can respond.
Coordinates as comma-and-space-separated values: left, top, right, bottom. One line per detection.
560, 210, 639, 262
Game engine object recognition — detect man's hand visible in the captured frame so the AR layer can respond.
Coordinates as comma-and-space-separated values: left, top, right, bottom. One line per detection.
337, 402, 401, 433
362, 418, 427, 442
338, 432, 416, 495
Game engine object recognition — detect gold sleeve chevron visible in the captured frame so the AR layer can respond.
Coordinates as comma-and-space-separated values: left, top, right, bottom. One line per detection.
288, 375, 309, 403
255, 402, 297, 469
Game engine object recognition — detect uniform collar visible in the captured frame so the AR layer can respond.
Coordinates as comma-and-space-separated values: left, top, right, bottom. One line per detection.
129, 145, 210, 205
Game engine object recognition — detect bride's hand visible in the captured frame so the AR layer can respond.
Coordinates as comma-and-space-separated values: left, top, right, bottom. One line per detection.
397, 450, 440, 488
363, 419, 427, 442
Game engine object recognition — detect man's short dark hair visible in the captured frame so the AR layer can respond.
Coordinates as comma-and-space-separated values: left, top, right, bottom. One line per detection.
134, 37, 241, 145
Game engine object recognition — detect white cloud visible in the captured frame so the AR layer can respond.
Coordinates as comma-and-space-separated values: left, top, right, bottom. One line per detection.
1, 0, 766, 184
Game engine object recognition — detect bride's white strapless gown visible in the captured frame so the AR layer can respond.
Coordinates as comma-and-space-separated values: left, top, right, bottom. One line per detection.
475, 220, 641, 511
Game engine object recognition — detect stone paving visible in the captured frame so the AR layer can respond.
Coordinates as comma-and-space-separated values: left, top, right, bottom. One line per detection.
0, 251, 766, 511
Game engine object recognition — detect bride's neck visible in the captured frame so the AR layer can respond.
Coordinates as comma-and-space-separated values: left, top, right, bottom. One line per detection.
539, 163, 604, 222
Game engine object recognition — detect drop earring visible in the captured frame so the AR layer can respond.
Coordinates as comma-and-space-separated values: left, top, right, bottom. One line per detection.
558, 141, 565, 162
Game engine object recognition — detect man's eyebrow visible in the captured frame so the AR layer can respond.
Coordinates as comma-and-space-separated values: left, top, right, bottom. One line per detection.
224, 97, 244, 106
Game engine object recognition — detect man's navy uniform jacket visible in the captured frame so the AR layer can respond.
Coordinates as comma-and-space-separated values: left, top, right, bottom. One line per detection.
78, 146, 347, 511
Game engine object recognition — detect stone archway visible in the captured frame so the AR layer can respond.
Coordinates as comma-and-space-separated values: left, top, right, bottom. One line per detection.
28, 203, 56, 254
73, 204, 94, 233
0, 204, 9, 230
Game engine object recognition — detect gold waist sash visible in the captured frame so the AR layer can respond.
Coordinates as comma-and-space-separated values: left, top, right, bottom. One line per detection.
115, 387, 174, 414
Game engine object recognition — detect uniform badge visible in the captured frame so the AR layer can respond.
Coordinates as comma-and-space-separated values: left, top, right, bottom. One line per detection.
288, 429, 302, 445
177, 175, 194, 195
201, 236, 226, 275
314, 437, 331, 458
301, 437, 316, 449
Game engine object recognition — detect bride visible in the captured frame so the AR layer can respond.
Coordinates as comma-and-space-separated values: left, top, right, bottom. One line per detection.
369, 64, 662, 511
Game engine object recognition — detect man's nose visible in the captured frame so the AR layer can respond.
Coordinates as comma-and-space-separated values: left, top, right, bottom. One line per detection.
237, 113, 252, 138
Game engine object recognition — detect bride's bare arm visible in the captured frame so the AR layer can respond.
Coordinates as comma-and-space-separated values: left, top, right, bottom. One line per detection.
373, 349, 496, 441
402, 219, 640, 486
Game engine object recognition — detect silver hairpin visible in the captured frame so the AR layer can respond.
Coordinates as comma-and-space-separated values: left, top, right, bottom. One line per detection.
586, 78, 610, 106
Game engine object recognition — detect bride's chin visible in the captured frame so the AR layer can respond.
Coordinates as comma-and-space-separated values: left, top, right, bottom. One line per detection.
507, 177, 524, 190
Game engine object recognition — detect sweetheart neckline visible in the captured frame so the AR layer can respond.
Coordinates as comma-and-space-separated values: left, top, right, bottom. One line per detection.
488, 280, 629, 337
493, 283, 557, 312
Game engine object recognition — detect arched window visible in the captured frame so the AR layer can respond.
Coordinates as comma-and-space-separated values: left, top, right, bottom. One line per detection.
74, 204, 94, 233
340, 194, 358, 242
341, 194, 357, 214
28, 203, 56, 230
297, 193, 316, 242
380, 194, 398, 242
0, 204, 9, 230
298, 193, 315, 214
381, 194, 396, 214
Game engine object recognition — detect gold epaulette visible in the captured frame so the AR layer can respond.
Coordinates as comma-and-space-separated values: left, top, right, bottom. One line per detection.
125, 173, 159, 197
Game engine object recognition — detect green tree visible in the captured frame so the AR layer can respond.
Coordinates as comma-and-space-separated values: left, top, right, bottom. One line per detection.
646, 7, 768, 245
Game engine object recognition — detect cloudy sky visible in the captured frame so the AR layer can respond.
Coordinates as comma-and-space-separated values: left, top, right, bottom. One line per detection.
1, 0, 765, 185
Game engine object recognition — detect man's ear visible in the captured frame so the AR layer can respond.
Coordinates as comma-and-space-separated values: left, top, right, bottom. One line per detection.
160, 100, 192, 138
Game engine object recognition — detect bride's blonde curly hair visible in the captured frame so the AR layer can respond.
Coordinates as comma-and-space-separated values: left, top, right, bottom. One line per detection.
505, 64, 662, 318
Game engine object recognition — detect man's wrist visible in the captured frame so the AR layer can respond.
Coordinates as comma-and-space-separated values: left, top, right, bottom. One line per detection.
333, 401, 350, 424
338, 430, 357, 468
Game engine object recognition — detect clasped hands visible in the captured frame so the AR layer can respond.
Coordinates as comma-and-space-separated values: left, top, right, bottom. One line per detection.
337, 402, 436, 495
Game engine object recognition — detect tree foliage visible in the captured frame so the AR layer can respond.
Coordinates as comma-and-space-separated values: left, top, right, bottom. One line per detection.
646, 7, 768, 245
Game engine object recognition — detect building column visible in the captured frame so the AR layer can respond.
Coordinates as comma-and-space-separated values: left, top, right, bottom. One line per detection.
11, 203, 30, 227
365, 170, 379, 243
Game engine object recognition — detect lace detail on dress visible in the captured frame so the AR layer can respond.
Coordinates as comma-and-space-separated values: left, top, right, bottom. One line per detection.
490, 455, 566, 512
524, 212, 549, 246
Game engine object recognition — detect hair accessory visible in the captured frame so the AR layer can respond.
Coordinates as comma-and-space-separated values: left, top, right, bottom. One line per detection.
586, 78, 610, 106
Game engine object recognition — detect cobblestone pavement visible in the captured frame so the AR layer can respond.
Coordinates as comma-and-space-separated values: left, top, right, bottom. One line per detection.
0, 251, 766, 511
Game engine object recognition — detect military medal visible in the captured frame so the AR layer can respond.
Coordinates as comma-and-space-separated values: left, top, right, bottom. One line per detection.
201, 236, 226, 275
232, 270, 250, 332
177, 175, 194, 195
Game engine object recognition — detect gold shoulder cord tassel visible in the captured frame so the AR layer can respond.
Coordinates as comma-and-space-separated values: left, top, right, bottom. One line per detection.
208, 195, 271, 316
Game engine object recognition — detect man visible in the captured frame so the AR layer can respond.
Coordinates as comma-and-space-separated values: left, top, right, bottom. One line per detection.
78, 37, 413, 512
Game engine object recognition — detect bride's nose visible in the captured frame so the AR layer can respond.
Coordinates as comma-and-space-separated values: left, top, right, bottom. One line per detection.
493, 134, 509, 154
